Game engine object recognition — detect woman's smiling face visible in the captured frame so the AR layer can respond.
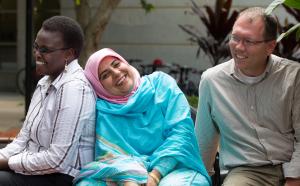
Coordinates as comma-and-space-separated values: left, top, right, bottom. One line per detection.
33, 28, 72, 80
98, 56, 135, 96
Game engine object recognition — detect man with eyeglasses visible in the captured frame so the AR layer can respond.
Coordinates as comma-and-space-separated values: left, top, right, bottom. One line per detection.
195, 7, 300, 186
0, 16, 96, 185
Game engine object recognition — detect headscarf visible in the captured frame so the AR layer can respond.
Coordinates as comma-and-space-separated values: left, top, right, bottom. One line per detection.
84, 48, 141, 104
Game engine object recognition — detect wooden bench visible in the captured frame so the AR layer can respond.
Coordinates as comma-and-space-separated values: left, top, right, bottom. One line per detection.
0, 137, 14, 148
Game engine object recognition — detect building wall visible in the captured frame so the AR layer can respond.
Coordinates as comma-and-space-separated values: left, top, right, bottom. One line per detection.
62, 0, 287, 72
0, 0, 19, 92
0, 0, 295, 91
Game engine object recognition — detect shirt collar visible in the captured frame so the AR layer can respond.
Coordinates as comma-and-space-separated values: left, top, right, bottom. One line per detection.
38, 59, 81, 88
229, 55, 273, 84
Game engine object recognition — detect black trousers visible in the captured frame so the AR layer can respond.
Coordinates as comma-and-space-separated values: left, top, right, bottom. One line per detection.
0, 171, 73, 186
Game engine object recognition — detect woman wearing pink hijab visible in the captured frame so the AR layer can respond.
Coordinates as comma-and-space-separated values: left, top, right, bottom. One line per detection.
75, 48, 211, 186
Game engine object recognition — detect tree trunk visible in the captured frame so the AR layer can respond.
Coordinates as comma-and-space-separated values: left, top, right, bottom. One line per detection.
75, 0, 121, 66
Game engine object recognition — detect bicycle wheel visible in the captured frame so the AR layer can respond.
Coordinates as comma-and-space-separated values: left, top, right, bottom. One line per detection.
16, 68, 26, 95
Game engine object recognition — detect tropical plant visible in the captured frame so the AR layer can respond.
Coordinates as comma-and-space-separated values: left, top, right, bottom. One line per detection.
266, 1, 300, 61
179, 0, 239, 66
187, 95, 198, 108
266, 0, 300, 42
74, 0, 154, 65
275, 22, 300, 61
274, 5, 300, 61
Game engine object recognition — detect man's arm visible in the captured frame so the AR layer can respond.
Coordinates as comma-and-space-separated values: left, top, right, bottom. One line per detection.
195, 75, 219, 175
282, 70, 300, 179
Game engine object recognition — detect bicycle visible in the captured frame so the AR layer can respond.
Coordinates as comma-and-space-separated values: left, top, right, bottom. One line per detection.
157, 62, 201, 96
127, 58, 202, 96
127, 58, 155, 75
16, 66, 43, 96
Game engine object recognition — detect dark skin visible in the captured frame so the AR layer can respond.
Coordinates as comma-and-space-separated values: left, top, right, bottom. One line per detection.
0, 159, 9, 170
34, 28, 75, 81
0, 29, 75, 172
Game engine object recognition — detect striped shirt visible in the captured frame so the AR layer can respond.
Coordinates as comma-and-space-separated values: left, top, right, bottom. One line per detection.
195, 55, 300, 178
0, 60, 96, 177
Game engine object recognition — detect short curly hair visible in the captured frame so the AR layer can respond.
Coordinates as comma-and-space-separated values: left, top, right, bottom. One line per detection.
42, 16, 84, 58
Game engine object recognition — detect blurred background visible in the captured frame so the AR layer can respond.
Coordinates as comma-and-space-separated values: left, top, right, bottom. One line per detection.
0, 0, 299, 137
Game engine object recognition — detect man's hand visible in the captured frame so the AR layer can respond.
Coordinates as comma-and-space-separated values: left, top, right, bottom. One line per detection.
285, 178, 300, 186
0, 158, 9, 170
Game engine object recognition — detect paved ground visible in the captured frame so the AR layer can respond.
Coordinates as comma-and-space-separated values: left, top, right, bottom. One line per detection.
0, 92, 24, 137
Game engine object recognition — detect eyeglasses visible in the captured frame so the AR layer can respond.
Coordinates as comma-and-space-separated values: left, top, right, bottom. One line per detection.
229, 34, 271, 47
33, 43, 70, 54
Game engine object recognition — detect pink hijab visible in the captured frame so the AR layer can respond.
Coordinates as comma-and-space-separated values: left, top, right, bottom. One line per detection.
84, 48, 141, 104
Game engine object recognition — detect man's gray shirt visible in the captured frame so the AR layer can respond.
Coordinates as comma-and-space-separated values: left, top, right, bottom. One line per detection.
195, 54, 300, 178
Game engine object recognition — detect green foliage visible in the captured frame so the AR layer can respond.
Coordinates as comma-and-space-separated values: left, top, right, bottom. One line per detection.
266, 1, 300, 61
179, 0, 239, 66
275, 24, 300, 61
187, 95, 199, 108
284, 0, 300, 9
265, 0, 285, 14
273, 5, 300, 61
74, 0, 154, 13
75, 0, 80, 6
140, 0, 154, 13
266, 0, 300, 42
277, 23, 300, 41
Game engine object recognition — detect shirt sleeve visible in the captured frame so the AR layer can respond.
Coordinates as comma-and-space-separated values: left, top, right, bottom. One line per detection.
153, 156, 177, 177
8, 80, 95, 175
282, 72, 300, 178
195, 73, 219, 175
0, 127, 30, 159
0, 89, 41, 160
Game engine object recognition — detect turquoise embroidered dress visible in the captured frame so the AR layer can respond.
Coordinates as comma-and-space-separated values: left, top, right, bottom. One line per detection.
75, 72, 211, 186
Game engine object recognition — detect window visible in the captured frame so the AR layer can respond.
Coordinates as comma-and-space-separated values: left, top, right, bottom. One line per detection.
0, 0, 16, 67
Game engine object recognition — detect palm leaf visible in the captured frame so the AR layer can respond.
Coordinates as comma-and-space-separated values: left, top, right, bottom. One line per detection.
265, 0, 284, 15
178, 24, 201, 39
284, 0, 300, 10
296, 26, 300, 40
283, 4, 300, 22
191, 0, 210, 28
179, 0, 238, 66
277, 23, 300, 42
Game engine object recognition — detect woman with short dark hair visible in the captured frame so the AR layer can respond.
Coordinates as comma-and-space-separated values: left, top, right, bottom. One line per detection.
0, 16, 96, 186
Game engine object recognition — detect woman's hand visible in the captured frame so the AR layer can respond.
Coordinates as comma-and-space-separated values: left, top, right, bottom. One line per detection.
0, 158, 9, 170
146, 175, 158, 186
146, 169, 161, 186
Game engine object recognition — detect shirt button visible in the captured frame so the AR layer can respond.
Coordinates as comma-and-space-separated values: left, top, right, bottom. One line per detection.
250, 106, 254, 110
